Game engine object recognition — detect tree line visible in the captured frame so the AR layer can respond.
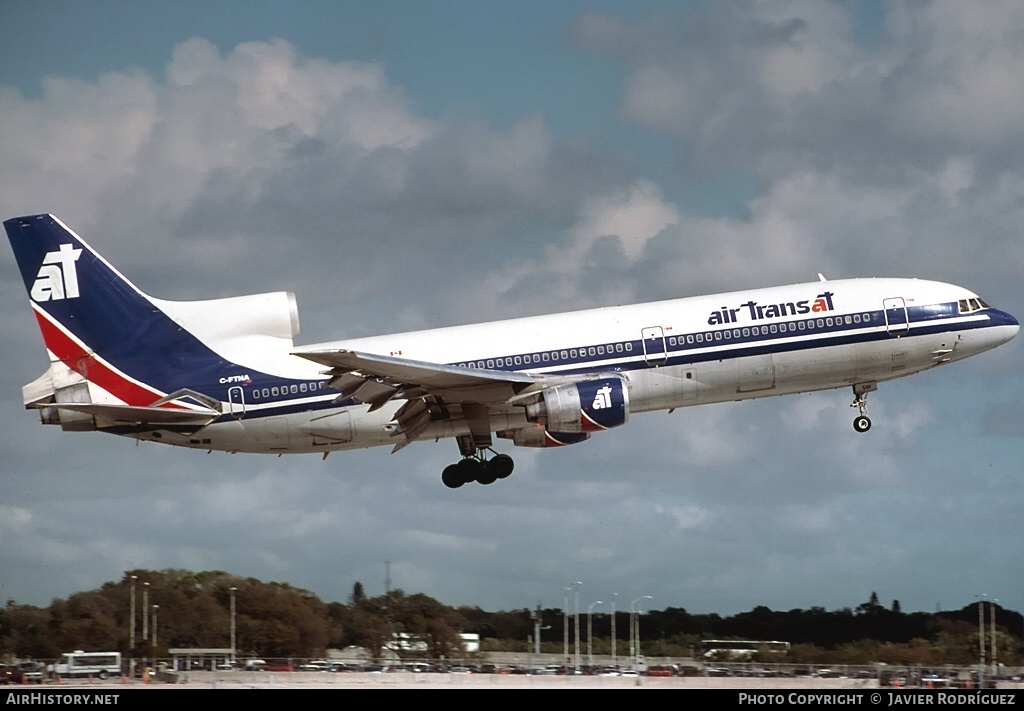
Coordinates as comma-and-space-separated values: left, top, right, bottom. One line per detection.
1, 570, 1021, 667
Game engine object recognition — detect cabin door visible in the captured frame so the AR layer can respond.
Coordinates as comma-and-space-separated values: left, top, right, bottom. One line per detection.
228, 386, 246, 419
883, 297, 909, 336
641, 326, 668, 366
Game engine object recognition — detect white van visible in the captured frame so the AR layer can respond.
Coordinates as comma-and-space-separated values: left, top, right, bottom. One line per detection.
50, 651, 122, 679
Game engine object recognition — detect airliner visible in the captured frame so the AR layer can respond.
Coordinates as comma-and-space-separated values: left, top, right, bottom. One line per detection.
5, 214, 1018, 488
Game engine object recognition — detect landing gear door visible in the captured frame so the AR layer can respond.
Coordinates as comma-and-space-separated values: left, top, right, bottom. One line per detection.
641, 326, 668, 366
883, 297, 909, 336
228, 386, 245, 419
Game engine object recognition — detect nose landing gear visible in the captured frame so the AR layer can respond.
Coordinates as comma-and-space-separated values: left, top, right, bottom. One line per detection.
851, 382, 877, 433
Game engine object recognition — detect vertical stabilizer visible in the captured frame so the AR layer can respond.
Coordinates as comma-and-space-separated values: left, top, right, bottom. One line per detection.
4, 214, 222, 414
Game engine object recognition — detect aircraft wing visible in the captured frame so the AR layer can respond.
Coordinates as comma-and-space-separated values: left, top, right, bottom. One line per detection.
295, 348, 546, 406
294, 348, 580, 451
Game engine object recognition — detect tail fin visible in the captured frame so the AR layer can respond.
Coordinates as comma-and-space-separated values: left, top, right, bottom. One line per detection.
5, 214, 221, 427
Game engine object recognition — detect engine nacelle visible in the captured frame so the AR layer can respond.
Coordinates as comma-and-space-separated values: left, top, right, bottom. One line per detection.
499, 425, 590, 448
524, 377, 629, 433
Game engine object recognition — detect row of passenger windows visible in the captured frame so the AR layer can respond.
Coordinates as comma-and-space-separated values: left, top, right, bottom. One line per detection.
251, 381, 327, 399
457, 342, 634, 370
247, 312, 882, 396
668, 312, 875, 346
457, 312, 877, 371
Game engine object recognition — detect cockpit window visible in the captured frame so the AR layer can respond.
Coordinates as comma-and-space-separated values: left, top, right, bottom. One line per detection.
959, 298, 990, 313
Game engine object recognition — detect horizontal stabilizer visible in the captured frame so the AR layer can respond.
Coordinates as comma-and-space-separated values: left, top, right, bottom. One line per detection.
31, 402, 220, 427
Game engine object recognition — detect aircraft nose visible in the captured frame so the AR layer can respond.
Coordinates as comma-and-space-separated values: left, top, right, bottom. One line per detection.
992, 309, 1019, 341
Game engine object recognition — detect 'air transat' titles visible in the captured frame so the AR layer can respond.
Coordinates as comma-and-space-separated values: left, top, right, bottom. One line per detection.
707, 291, 835, 326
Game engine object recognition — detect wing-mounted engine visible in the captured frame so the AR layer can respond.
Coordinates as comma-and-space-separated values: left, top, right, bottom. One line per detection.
523, 377, 629, 433
498, 425, 590, 448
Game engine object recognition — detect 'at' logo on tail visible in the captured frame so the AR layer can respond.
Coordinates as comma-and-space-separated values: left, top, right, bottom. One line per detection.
31, 244, 82, 301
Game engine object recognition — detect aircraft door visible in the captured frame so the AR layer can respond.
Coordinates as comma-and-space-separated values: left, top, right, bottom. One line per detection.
228, 386, 245, 419
641, 326, 668, 366
883, 297, 909, 336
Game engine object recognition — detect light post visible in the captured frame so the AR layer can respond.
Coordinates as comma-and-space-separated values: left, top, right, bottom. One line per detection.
128, 574, 137, 679
562, 587, 570, 668
630, 596, 652, 671
610, 593, 618, 670
587, 601, 602, 668
129, 575, 137, 652
230, 586, 237, 663
152, 605, 159, 650
142, 582, 150, 642
573, 581, 582, 673
976, 594, 986, 688
991, 598, 998, 679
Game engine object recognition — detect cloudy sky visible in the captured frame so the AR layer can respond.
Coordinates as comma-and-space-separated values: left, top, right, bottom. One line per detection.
1, 1, 1022, 619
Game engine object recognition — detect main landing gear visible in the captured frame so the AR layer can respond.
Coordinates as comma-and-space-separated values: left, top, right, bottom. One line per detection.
851, 382, 877, 433
441, 451, 515, 489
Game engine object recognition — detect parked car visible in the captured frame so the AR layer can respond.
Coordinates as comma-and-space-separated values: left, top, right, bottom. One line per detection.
1, 662, 44, 685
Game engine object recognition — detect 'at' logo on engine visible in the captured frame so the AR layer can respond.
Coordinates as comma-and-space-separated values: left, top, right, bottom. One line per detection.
592, 385, 613, 409
31, 244, 83, 302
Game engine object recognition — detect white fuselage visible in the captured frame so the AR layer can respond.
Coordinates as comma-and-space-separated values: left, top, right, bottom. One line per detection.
138, 277, 1017, 455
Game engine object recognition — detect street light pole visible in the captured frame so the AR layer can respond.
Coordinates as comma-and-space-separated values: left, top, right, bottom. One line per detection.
610, 593, 618, 670
991, 598, 998, 679
976, 594, 986, 688
142, 582, 149, 642
129, 575, 137, 652
152, 605, 159, 649
562, 587, 570, 668
630, 595, 652, 671
230, 586, 237, 663
587, 601, 602, 668
573, 581, 582, 674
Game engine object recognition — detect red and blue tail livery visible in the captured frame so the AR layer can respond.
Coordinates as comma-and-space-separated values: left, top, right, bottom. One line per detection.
5, 214, 1018, 488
